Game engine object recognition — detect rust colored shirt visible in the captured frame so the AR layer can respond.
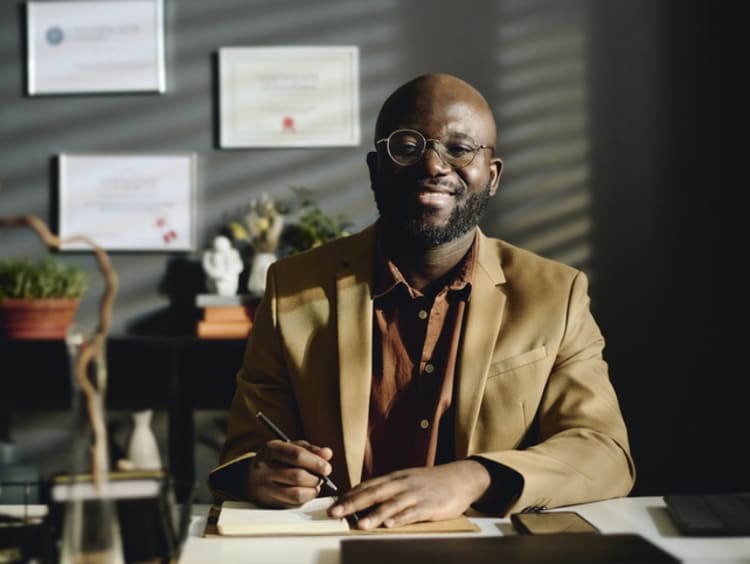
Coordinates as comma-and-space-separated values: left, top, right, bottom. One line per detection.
362, 231, 478, 481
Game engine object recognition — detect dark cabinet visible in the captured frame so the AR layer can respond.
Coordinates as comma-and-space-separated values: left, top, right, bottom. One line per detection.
1, 336, 246, 494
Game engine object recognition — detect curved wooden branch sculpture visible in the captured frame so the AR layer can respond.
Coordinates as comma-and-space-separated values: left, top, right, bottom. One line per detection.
0, 215, 119, 489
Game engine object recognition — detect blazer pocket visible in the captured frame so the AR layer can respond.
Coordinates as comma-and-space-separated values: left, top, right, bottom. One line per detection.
488, 345, 547, 378
474, 346, 549, 451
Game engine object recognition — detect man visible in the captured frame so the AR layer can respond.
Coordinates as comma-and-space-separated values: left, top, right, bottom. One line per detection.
208, 73, 635, 529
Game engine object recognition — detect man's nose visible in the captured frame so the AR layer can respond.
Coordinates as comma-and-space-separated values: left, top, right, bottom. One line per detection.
421, 142, 451, 175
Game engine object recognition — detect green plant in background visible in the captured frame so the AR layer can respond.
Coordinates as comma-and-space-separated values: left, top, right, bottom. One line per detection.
0, 256, 88, 299
221, 194, 289, 252
282, 187, 352, 254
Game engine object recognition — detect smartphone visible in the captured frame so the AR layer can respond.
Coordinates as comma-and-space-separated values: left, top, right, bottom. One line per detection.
510, 511, 600, 534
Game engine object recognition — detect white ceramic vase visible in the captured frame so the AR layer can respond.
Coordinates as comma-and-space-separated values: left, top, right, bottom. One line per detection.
127, 409, 162, 470
247, 252, 276, 296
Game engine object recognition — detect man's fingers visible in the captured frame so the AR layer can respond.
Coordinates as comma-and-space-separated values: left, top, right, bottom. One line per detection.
249, 439, 338, 509
292, 440, 335, 462
249, 456, 323, 507
268, 464, 327, 488
381, 503, 422, 529
329, 464, 482, 528
265, 440, 333, 477
329, 478, 407, 524
342, 493, 419, 530
306, 445, 334, 461
262, 483, 321, 508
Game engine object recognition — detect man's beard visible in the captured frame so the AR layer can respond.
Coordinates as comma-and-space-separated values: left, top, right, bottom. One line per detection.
373, 179, 492, 247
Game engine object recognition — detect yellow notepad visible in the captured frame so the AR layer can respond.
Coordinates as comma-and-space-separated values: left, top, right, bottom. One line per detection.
217, 496, 349, 536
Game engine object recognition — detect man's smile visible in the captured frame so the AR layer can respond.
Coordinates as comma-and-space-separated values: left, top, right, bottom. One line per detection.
414, 181, 458, 195
408, 181, 463, 208
415, 190, 454, 207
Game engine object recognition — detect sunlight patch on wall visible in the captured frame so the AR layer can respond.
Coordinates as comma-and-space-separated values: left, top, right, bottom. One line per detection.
485, 0, 592, 274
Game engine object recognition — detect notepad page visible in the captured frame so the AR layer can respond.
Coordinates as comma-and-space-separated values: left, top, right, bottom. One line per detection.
217, 496, 350, 535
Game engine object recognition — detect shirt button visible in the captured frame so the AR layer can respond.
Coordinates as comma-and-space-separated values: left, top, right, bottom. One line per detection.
424, 363, 435, 374
418, 309, 428, 320
419, 419, 430, 429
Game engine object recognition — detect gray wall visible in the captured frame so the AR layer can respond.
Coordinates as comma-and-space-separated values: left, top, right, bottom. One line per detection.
2, 0, 598, 334
2, 0, 746, 497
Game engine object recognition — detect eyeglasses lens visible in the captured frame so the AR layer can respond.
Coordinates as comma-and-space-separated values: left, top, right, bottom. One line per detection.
388, 130, 426, 166
386, 130, 478, 168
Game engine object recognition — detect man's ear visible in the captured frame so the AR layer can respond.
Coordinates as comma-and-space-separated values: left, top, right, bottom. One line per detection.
488, 157, 504, 197
366, 151, 378, 188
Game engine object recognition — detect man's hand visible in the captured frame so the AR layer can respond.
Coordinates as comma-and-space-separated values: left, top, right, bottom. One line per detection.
245, 439, 334, 508
328, 460, 491, 529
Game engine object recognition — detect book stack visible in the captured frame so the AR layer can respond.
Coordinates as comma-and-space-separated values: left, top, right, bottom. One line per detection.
195, 294, 258, 339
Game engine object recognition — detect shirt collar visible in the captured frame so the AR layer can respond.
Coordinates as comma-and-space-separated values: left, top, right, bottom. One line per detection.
372, 227, 479, 300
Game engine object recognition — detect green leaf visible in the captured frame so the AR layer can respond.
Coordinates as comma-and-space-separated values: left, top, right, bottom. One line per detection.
0, 256, 88, 299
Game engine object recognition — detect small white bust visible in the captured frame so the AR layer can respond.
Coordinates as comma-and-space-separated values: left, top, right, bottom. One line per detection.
202, 236, 244, 296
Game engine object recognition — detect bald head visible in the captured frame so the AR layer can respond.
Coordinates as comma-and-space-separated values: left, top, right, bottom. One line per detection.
368, 73, 503, 249
374, 74, 497, 146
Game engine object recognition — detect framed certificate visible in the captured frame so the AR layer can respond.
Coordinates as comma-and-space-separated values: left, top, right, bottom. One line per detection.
58, 153, 198, 251
219, 46, 360, 148
26, 0, 166, 95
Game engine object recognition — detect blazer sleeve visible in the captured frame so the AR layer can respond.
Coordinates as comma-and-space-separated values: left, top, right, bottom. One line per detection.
206, 264, 303, 501
472, 271, 635, 514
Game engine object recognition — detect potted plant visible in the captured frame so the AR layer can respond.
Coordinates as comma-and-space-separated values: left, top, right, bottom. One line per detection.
0, 256, 88, 339
281, 187, 352, 255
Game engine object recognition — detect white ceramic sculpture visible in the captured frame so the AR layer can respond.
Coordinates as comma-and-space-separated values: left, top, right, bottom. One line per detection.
202, 236, 244, 296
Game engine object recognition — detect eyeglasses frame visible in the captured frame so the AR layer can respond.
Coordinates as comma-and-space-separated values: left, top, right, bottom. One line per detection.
375, 128, 495, 168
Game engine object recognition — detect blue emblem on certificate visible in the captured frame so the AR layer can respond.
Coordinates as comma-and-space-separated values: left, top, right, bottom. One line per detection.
45, 26, 64, 45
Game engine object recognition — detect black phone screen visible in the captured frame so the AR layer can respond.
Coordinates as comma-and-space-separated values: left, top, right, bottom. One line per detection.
510, 511, 600, 534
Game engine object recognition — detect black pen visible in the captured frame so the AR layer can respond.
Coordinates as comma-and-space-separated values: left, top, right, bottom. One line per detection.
256, 411, 338, 492
255, 412, 361, 526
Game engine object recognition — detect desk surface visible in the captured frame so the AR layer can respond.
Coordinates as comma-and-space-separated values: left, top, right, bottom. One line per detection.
179, 497, 750, 564
4, 497, 749, 563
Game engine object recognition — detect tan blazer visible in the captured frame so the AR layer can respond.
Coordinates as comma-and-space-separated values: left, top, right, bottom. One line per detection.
209, 224, 635, 514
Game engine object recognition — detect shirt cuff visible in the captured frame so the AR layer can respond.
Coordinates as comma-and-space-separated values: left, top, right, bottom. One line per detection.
467, 455, 524, 515
207, 456, 254, 501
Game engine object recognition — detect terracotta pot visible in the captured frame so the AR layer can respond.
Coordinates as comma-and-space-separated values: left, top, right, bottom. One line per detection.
0, 298, 81, 339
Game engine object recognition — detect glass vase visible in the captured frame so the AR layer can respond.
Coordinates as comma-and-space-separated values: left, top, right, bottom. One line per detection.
59, 326, 124, 564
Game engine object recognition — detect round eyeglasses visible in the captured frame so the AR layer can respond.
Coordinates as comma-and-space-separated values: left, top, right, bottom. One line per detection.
376, 128, 494, 168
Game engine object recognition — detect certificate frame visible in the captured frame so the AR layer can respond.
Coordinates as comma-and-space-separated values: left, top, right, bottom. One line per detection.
58, 153, 198, 252
219, 46, 360, 148
26, 0, 166, 95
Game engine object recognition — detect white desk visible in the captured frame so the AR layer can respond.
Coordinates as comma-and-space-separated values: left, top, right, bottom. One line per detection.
180, 497, 750, 564
3, 497, 749, 563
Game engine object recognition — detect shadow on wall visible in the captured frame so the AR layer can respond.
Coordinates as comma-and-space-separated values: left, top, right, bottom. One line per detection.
126, 256, 204, 335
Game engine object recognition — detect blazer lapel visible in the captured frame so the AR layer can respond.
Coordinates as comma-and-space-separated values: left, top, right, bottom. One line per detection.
455, 230, 507, 457
336, 226, 376, 488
